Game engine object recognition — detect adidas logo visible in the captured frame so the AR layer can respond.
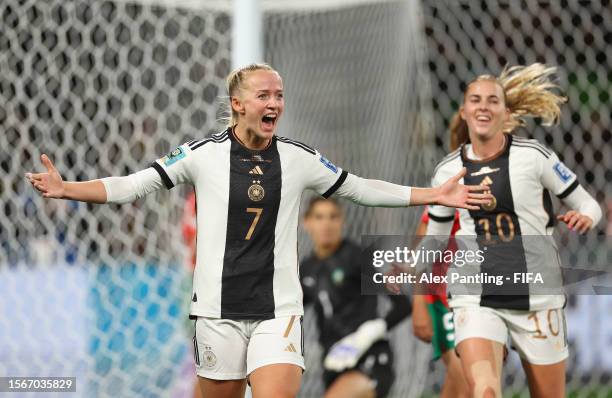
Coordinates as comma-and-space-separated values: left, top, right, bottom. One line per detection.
284, 343, 297, 353
249, 166, 264, 175
471, 166, 500, 176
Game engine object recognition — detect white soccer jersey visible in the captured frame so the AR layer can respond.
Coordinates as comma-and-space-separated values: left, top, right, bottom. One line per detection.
150, 128, 409, 320
427, 134, 580, 311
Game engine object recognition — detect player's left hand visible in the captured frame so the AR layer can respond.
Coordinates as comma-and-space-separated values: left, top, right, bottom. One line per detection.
437, 168, 492, 210
557, 210, 593, 234
323, 319, 386, 372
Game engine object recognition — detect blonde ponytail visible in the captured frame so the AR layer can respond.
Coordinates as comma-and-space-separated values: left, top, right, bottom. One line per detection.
498, 63, 567, 132
448, 63, 567, 147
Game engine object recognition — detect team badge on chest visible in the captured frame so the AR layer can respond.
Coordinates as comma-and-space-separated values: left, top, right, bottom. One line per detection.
248, 180, 265, 201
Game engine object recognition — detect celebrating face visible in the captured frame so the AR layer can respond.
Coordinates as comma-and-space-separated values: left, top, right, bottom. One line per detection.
460, 80, 509, 141
231, 69, 284, 141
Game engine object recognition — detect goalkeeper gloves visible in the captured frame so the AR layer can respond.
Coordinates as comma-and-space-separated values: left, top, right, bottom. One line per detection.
323, 318, 387, 372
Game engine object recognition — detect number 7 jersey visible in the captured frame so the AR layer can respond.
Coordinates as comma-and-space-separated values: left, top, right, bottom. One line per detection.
427, 134, 580, 311
151, 129, 349, 320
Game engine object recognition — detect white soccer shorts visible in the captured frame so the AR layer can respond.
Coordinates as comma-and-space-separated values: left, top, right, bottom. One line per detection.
193, 316, 305, 380
453, 306, 568, 365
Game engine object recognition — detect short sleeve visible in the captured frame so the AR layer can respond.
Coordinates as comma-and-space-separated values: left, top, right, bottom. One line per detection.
306, 151, 348, 198
540, 151, 579, 199
150, 143, 193, 189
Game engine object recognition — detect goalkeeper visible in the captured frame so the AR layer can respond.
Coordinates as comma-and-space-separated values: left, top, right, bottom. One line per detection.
301, 198, 410, 398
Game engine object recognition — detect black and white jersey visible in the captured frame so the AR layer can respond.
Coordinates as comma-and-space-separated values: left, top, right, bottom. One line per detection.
300, 240, 411, 355
151, 128, 356, 320
427, 134, 580, 311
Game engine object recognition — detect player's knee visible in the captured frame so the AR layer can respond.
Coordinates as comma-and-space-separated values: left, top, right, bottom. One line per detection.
471, 375, 501, 398
467, 361, 501, 398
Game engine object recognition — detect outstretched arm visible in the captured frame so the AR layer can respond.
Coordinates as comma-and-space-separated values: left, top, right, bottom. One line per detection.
336, 167, 491, 210
27, 154, 163, 204
26, 154, 107, 203
410, 168, 491, 209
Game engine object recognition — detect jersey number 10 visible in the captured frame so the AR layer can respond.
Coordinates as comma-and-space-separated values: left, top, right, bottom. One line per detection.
477, 212, 515, 243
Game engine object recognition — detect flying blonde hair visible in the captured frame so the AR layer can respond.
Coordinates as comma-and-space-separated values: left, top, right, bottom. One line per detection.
224, 63, 278, 127
449, 63, 567, 148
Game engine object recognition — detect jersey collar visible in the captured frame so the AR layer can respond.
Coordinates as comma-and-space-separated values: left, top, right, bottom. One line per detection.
461, 133, 512, 164
229, 126, 275, 153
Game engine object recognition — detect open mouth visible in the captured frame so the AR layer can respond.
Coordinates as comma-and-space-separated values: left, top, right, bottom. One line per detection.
261, 113, 277, 130
476, 114, 491, 123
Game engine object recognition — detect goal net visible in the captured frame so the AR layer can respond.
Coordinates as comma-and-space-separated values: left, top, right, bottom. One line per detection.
0, 0, 433, 397
420, 1, 611, 396
1, 0, 609, 397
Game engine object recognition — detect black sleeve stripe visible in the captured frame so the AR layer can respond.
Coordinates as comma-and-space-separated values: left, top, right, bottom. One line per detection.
189, 132, 229, 149
512, 143, 551, 158
150, 161, 174, 190
512, 137, 552, 155
428, 212, 455, 223
322, 170, 348, 198
211, 132, 229, 141
557, 180, 579, 199
276, 137, 316, 155
188, 139, 205, 149
191, 135, 229, 151
212, 129, 230, 139
191, 139, 212, 150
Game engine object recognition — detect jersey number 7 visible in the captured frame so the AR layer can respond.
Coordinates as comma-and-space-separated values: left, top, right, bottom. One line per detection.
245, 208, 263, 240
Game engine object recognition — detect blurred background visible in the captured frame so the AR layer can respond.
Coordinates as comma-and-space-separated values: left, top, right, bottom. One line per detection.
0, 0, 610, 396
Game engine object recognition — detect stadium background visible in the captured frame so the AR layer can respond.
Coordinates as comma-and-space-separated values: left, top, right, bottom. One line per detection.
0, 0, 610, 396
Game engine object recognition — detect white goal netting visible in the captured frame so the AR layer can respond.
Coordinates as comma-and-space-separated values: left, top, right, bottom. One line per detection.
0, 0, 434, 397
1, 0, 610, 397
421, 1, 611, 396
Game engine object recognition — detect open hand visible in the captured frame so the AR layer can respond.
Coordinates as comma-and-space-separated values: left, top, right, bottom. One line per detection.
438, 168, 492, 210
557, 210, 593, 234
25, 154, 64, 199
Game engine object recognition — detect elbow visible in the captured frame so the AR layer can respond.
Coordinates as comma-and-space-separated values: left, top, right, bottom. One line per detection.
586, 201, 603, 227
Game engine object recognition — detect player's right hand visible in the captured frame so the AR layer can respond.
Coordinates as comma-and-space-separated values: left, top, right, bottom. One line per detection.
26, 154, 65, 199
412, 296, 433, 343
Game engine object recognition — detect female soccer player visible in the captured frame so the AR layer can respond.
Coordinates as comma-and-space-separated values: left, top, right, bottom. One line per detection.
26, 63, 491, 398
425, 63, 602, 398
301, 197, 411, 398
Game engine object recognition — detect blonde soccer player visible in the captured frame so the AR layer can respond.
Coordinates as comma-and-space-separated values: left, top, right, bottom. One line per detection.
27, 63, 491, 398
425, 63, 601, 398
